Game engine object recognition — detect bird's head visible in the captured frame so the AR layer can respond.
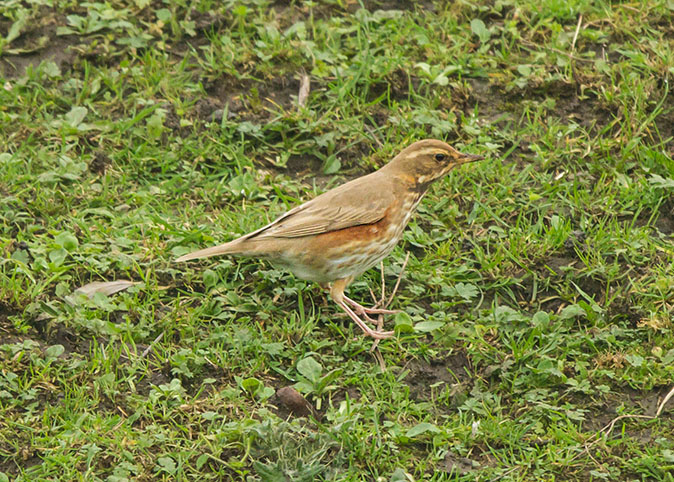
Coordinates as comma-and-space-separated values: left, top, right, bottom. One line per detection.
384, 139, 484, 186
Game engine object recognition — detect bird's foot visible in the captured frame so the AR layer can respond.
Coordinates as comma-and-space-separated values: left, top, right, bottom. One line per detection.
342, 251, 412, 324
335, 299, 394, 339
343, 295, 400, 317
368, 252, 411, 311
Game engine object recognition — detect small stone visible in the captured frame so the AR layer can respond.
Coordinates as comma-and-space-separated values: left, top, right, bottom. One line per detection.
276, 386, 312, 416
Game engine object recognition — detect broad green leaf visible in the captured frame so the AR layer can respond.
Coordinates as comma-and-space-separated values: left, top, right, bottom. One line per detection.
65, 106, 88, 127
6, 12, 28, 44
240, 377, 263, 394
470, 19, 490, 42
196, 454, 209, 470
406, 422, 440, 437
454, 282, 478, 301
559, 304, 585, 320
297, 356, 322, 383
293, 380, 314, 394
625, 354, 644, 367
237, 121, 261, 136
156, 456, 176, 474
11, 249, 29, 265
413, 321, 444, 332
649, 174, 674, 189
45, 345, 65, 358
663, 349, 674, 365
517, 65, 532, 77
532, 311, 549, 328
146, 110, 166, 138
390, 468, 409, 482
156, 8, 172, 22
394, 312, 414, 333
42, 61, 61, 78
203, 269, 218, 288
322, 155, 341, 174
49, 248, 67, 266
257, 386, 275, 401
54, 231, 79, 251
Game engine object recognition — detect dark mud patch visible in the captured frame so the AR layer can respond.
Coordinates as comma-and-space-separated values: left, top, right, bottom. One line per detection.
581, 385, 672, 436
134, 367, 173, 397
204, 73, 300, 123
552, 87, 612, 131
45, 323, 95, 356
523, 79, 613, 136
497, 244, 647, 320
0, 36, 77, 78
368, 68, 422, 104
0, 447, 42, 476
654, 198, 674, 236
402, 351, 473, 403
187, 9, 227, 33
257, 133, 380, 182
357, 0, 436, 13
89, 151, 112, 175
284, 153, 323, 177
654, 102, 674, 156
271, 0, 432, 31
438, 451, 481, 476
0, 303, 26, 346
539, 255, 579, 275
505, 257, 576, 305
12, 305, 102, 361
468, 78, 516, 125
468, 76, 613, 168
0, 9, 77, 78
606, 295, 644, 326
192, 96, 224, 122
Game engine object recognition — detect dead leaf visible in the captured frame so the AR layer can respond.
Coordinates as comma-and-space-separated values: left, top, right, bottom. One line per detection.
74, 280, 138, 298
297, 73, 310, 108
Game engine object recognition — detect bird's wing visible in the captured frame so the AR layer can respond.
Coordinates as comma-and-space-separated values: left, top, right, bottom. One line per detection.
244, 174, 394, 240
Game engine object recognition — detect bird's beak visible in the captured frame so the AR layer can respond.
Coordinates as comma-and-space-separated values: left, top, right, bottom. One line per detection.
459, 152, 484, 163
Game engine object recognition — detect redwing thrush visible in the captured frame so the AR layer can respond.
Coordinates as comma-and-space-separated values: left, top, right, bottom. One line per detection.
177, 139, 483, 339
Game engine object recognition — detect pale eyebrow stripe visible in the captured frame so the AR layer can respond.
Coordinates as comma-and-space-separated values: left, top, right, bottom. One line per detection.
407, 148, 443, 159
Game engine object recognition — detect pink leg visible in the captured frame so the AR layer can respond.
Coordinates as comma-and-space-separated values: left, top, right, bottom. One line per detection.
330, 279, 394, 340
334, 299, 394, 339
343, 295, 400, 316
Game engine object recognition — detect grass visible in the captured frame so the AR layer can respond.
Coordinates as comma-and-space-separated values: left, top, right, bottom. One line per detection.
1, 0, 673, 480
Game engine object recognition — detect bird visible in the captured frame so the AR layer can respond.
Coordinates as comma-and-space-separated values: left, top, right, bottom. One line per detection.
176, 139, 483, 339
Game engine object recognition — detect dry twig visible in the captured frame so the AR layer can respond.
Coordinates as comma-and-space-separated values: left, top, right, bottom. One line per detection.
298, 73, 310, 108
571, 14, 583, 51
570, 384, 674, 463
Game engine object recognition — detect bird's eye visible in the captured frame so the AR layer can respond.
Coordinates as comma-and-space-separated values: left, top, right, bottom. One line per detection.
434, 153, 446, 162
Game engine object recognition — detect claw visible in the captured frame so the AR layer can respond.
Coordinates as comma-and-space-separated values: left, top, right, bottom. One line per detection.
343, 295, 400, 316
336, 298, 395, 339
329, 279, 394, 339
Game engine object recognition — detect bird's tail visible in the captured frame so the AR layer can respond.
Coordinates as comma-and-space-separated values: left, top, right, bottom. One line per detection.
175, 240, 246, 262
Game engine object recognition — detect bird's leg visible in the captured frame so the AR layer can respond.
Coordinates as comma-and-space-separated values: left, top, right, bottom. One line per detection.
342, 295, 399, 316
346, 252, 412, 316
337, 299, 393, 340
330, 279, 394, 339
372, 251, 411, 310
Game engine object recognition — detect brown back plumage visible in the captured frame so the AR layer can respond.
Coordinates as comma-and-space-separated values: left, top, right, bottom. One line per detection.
175, 139, 482, 262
